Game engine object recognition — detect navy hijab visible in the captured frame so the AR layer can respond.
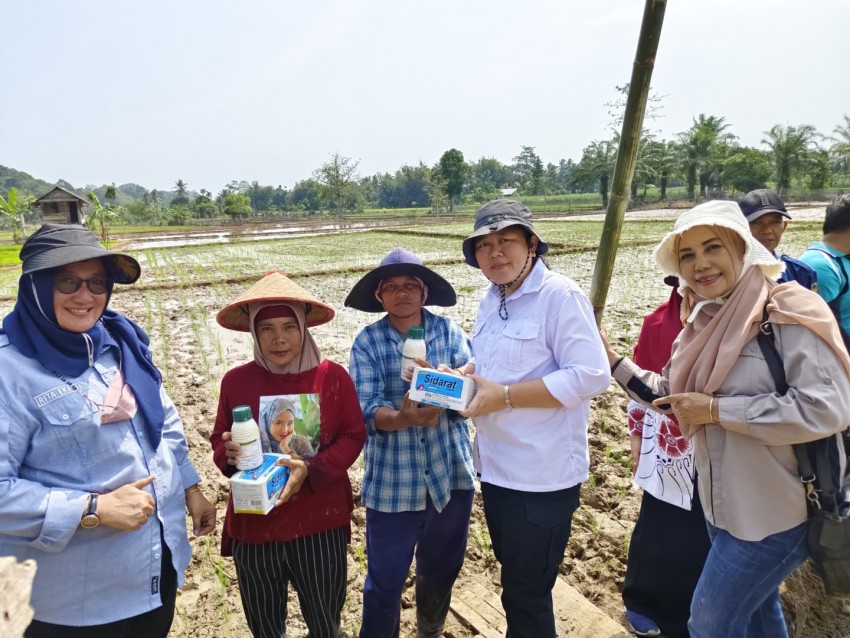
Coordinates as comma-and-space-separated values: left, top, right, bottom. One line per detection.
2, 268, 166, 448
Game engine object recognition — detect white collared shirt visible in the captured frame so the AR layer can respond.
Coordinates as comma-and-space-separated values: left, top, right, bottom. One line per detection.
470, 260, 610, 491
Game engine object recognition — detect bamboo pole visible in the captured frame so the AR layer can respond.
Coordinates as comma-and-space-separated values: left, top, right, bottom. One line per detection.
590, 0, 667, 323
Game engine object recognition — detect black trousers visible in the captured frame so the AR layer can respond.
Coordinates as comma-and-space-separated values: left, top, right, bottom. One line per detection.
622, 487, 711, 638
481, 482, 580, 638
25, 541, 177, 638
233, 526, 348, 638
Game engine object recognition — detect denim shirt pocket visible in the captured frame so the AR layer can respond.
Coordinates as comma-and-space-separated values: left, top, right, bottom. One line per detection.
502, 319, 546, 372
37, 394, 105, 467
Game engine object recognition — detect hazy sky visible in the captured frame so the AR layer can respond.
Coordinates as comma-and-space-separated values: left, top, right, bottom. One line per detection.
2, 0, 848, 194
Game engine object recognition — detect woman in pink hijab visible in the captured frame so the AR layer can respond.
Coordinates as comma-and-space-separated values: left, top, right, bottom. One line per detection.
602, 200, 850, 638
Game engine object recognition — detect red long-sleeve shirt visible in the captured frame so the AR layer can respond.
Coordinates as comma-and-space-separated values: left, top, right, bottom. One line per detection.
211, 359, 366, 553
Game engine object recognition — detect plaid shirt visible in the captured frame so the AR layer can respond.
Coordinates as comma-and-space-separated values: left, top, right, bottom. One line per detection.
350, 309, 475, 513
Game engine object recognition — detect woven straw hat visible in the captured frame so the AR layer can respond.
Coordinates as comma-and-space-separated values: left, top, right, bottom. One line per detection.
216, 271, 335, 331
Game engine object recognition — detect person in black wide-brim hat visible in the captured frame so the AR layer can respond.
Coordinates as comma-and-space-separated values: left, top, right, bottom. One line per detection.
0, 223, 215, 637
344, 247, 457, 312
346, 247, 476, 638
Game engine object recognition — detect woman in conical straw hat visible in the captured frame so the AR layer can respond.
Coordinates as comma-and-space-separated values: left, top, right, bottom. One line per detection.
602, 200, 850, 637
211, 271, 366, 638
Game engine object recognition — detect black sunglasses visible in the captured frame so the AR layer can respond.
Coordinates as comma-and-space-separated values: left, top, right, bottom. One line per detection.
54, 274, 109, 295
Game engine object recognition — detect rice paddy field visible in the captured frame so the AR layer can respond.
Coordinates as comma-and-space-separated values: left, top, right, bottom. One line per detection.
2, 207, 846, 637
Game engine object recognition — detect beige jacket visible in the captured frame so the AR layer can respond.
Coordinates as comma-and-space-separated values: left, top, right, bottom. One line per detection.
614, 322, 850, 541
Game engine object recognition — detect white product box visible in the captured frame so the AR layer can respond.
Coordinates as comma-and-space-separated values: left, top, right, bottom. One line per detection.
408, 366, 475, 411
230, 453, 291, 515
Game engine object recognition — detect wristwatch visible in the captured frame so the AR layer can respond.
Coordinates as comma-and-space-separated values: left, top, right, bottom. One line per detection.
80, 494, 100, 529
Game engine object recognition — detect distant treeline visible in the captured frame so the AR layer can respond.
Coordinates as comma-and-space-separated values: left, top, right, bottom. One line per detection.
2, 112, 849, 227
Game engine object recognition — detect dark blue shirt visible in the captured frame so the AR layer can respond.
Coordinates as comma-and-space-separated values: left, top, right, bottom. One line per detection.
777, 253, 818, 291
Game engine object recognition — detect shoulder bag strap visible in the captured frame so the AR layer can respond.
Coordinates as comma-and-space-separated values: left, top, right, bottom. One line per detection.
755, 308, 832, 512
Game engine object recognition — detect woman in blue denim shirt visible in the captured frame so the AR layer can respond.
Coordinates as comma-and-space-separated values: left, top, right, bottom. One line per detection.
0, 224, 215, 638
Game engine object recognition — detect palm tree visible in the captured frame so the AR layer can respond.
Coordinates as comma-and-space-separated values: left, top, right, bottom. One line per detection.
830, 114, 850, 178
677, 115, 736, 199
646, 139, 679, 200
574, 139, 618, 207
761, 124, 818, 195
173, 180, 190, 206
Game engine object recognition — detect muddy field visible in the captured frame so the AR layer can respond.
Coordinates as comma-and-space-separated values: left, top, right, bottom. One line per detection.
5, 208, 850, 637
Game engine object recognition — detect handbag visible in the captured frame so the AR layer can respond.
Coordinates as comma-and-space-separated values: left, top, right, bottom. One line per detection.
756, 311, 850, 595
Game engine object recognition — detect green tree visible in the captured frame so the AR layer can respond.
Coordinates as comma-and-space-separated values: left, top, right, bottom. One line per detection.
222, 192, 252, 222
190, 190, 218, 218
641, 139, 678, 200
434, 149, 467, 213
677, 115, 736, 199
0, 187, 33, 242
166, 204, 193, 226
313, 154, 361, 217
511, 146, 544, 195
830, 114, 850, 178
104, 183, 117, 203
806, 149, 832, 191
377, 165, 432, 209
86, 192, 122, 244
289, 179, 321, 212
761, 123, 818, 195
172, 179, 190, 206
468, 157, 509, 197
573, 139, 618, 206
722, 147, 773, 193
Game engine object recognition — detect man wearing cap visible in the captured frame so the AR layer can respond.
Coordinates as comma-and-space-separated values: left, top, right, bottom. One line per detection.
739, 188, 817, 289
0, 224, 215, 637
345, 248, 475, 638
460, 200, 610, 638
800, 193, 850, 340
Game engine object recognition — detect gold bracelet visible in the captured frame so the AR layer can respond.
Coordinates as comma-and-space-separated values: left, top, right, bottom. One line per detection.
709, 396, 716, 422
503, 385, 513, 410
184, 485, 202, 496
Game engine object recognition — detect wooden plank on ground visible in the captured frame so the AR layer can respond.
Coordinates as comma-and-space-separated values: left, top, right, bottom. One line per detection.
552, 577, 630, 638
450, 575, 629, 637
0, 556, 37, 638
451, 578, 505, 638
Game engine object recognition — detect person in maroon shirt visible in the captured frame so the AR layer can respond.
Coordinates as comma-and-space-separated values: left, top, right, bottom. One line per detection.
211, 271, 366, 638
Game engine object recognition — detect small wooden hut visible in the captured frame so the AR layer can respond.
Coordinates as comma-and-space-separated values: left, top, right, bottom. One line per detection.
31, 186, 88, 224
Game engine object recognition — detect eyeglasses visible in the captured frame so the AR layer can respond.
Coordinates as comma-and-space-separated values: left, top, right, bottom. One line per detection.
380, 282, 423, 295
54, 274, 109, 295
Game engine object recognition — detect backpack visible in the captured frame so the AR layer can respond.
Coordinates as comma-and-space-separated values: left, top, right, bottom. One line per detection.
808, 247, 850, 352
756, 312, 850, 595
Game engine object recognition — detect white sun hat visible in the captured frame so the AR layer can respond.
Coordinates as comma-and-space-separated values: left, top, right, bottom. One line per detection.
653, 200, 783, 282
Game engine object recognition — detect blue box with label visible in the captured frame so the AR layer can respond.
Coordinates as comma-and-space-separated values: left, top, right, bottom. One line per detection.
408, 366, 475, 411
230, 453, 290, 515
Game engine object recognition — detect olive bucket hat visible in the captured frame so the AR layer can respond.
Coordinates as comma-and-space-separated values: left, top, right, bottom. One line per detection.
462, 199, 549, 268
20, 223, 141, 283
